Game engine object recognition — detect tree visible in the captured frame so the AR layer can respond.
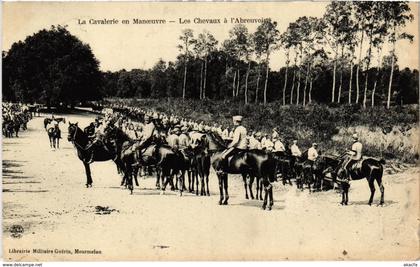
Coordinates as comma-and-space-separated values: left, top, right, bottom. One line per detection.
3, 25, 102, 106
194, 30, 218, 99
227, 25, 252, 103
177, 29, 195, 99
384, 2, 414, 109
253, 19, 280, 105
323, 1, 353, 103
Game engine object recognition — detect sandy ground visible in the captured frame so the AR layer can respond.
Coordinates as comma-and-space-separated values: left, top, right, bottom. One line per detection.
2, 113, 419, 261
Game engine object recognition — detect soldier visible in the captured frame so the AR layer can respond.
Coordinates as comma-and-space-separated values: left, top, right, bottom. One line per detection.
273, 136, 285, 153
166, 127, 180, 151
341, 133, 363, 180
220, 116, 248, 166
307, 143, 319, 163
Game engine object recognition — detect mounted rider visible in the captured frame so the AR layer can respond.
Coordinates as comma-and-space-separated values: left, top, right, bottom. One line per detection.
307, 142, 319, 166
339, 133, 363, 181
48, 114, 61, 139
132, 114, 156, 153
219, 115, 248, 169
85, 119, 115, 155
290, 139, 302, 170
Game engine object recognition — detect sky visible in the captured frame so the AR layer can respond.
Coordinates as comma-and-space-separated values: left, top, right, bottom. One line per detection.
3, 1, 419, 71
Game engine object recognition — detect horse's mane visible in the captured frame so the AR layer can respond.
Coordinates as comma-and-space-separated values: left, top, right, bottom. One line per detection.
205, 131, 227, 149
108, 126, 132, 142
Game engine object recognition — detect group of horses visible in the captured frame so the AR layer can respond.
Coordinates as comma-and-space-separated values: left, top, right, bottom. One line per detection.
65, 109, 386, 210
2, 110, 32, 138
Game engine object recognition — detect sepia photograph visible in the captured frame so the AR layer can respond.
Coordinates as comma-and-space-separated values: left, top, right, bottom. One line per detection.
2, 1, 419, 262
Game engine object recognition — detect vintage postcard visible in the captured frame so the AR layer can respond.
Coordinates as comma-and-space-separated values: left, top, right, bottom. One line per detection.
2, 1, 419, 261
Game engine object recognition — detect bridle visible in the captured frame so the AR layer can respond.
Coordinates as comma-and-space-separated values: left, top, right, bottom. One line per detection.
69, 125, 87, 150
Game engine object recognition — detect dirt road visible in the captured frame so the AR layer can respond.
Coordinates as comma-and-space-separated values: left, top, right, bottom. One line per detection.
2, 113, 419, 261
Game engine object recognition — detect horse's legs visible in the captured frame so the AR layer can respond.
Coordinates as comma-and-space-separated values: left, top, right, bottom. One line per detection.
368, 179, 376, 206
242, 174, 249, 199
178, 170, 184, 196
259, 178, 263, 201
200, 169, 205, 196
126, 166, 134, 194
187, 170, 193, 192
83, 162, 93, 187
268, 182, 274, 210
262, 180, 268, 210
155, 168, 161, 189
255, 176, 260, 200
133, 166, 140, 187
206, 174, 210, 196
195, 171, 199, 196
222, 174, 229, 205
218, 173, 224, 205
248, 175, 255, 200
345, 185, 349, 205
377, 177, 385, 206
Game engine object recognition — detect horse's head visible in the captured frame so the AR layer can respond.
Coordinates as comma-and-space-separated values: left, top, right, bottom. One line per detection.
67, 121, 79, 142
204, 132, 227, 151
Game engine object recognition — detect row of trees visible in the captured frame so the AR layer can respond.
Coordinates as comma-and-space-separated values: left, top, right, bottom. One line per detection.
174, 2, 415, 108
2, 2, 417, 108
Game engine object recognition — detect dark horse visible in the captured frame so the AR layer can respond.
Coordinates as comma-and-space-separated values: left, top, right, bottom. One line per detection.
67, 122, 125, 188
198, 132, 277, 210
47, 127, 60, 148
105, 125, 186, 195
337, 156, 385, 206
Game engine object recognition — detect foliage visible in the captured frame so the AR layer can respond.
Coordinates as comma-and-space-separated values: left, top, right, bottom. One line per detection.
3, 25, 102, 107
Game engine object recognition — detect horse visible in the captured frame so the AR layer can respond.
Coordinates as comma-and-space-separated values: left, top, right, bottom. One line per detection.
189, 138, 211, 196
67, 122, 125, 188
273, 151, 293, 186
3, 120, 15, 138
44, 117, 66, 130
196, 131, 277, 210
337, 156, 385, 206
312, 155, 340, 191
47, 126, 60, 148
104, 125, 185, 195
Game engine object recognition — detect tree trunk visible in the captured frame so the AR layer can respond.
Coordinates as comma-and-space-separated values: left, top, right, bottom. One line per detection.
337, 45, 344, 103
255, 64, 261, 103
363, 33, 373, 109
296, 47, 303, 105
296, 70, 301, 105
203, 57, 208, 99
199, 61, 204, 99
331, 46, 338, 103
356, 29, 365, 104
371, 46, 383, 107
387, 35, 396, 109
236, 69, 240, 97
348, 60, 353, 104
290, 68, 296, 105
245, 61, 250, 104
182, 61, 187, 99
263, 55, 270, 105
282, 64, 288, 106
232, 68, 237, 97
309, 78, 313, 103
303, 63, 310, 106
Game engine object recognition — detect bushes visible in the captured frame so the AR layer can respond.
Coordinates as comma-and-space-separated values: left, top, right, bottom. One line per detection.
105, 98, 419, 163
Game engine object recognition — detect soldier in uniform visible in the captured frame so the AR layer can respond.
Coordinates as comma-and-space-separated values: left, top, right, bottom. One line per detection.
340, 133, 363, 180
220, 116, 248, 167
